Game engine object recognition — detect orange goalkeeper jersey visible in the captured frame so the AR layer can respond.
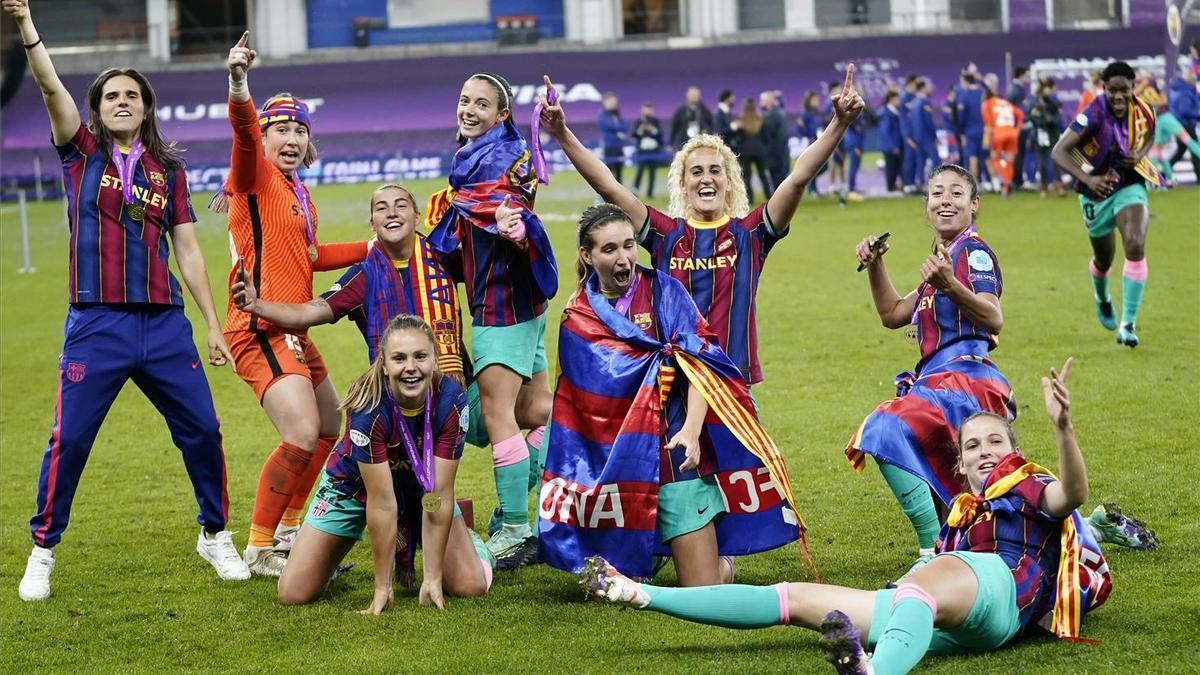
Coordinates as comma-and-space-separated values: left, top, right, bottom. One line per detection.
223, 97, 366, 333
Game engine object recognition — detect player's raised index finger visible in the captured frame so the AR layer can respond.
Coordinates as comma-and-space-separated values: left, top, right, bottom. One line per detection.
236, 30, 249, 48
843, 63, 856, 92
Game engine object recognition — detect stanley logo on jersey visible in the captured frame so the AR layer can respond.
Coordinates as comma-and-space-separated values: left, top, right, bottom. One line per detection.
670, 253, 737, 271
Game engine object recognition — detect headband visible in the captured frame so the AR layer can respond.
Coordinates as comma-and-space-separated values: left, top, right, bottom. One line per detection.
258, 95, 312, 130
469, 73, 510, 109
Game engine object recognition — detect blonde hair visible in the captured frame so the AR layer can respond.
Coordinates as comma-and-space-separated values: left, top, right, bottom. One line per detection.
368, 183, 421, 223
666, 134, 750, 220
340, 315, 438, 414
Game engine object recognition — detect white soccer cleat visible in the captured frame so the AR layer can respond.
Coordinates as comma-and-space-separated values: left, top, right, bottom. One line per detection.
19, 546, 55, 602
243, 545, 288, 577
579, 555, 650, 608
272, 524, 300, 553
197, 530, 251, 581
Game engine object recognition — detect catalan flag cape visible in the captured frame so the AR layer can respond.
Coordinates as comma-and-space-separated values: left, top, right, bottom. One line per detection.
1071, 94, 1167, 188
941, 454, 1112, 642
539, 268, 803, 578
424, 120, 558, 302
845, 340, 1016, 506
362, 236, 466, 378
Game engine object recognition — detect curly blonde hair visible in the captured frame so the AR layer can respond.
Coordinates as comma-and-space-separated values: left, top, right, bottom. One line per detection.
666, 134, 750, 220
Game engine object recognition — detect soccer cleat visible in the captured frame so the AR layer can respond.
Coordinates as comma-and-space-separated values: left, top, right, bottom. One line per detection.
1088, 503, 1159, 550
18, 546, 55, 602
1116, 323, 1139, 348
243, 545, 288, 577
819, 610, 873, 675
1094, 297, 1117, 331
197, 530, 251, 581
846, 191, 865, 203
495, 536, 539, 571
579, 555, 650, 608
272, 524, 300, 553
486, 507, 504, 538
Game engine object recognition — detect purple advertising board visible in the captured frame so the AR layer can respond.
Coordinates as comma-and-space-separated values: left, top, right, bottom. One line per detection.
0, 26, 1166, 190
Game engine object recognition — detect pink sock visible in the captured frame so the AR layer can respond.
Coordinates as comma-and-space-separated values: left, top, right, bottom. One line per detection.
1089, 258, 1109, 278
526, 425, 546, 449
772, 582, 791, 624
1123, 258, 1147, 281
492, 433, 529, 468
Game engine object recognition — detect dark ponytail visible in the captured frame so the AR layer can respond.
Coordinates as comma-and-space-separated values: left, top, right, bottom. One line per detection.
575, 203, 633, 287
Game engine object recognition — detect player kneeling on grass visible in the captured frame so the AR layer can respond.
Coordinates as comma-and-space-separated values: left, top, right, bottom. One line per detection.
581, 358, 1157, 674
277, 315, 493, 613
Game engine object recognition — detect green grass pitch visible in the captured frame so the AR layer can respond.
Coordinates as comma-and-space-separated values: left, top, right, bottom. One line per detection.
1, 172, 1197, 673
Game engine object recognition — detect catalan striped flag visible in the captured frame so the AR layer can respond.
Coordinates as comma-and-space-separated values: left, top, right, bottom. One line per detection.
539, 268, 803, 578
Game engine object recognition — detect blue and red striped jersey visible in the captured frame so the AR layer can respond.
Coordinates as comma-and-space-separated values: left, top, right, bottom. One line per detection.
914, 234, 1001, 367
459, 226, 548, 326
56, 125, 195, 306
639, 203, 785, 384
945, 470, 1062, 636
324, 377, 467, 504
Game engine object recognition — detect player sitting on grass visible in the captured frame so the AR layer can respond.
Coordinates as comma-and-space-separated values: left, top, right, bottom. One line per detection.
581, 358, 1156, 674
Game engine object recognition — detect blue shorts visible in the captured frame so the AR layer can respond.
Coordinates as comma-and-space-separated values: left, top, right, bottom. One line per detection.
963, 132, 985, 159
868, 551, 1020, 654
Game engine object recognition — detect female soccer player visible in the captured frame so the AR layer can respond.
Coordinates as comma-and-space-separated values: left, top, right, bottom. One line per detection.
221, 33, 368, 575
846, 164, 1012, 576
425, 73, 556, 569
1052, 60, 1165, 348
538, 66, 863, 387
581, 359, 1156, 674
277, 315, 493, 613
540, 205, 803, 586
7, 0, 249, 601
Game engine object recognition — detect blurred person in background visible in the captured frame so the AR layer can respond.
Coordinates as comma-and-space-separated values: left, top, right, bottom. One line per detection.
598, 91, 629, 184
714, 88, 739, 150
669, 85, 713, 150
878, 88, 904, 192
1027, 78, 1066, 198
735, 98, 770, 203
632, 102, 665, 198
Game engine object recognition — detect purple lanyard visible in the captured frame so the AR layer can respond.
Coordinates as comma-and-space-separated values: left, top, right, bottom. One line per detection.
530, 81, 560, 185
392, 389, 434, 492
111, 140, 145, 205
612, 269, 639, 316
911, 224, 976, 325
290, 173, 315, 245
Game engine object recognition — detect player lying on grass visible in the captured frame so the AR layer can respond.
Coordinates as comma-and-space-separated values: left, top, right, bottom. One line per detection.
581, 358, 1157, 675
276, 315, 493, 613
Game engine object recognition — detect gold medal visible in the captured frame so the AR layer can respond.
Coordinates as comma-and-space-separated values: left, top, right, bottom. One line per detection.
421, 493, 442, 513
904, 325, 918, 344
308, 243, 318, 263
127, 204, 145, 222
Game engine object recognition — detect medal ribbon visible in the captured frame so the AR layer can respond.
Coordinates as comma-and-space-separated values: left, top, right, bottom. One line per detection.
911, 223, 976, 325
111, 140, 145, 205
290, 173, 315, 245
530, 81, 560, 185
392, 389, 434, 493
612, 268, 640, 316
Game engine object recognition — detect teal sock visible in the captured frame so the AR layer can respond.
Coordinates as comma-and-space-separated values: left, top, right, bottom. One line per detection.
525, 425, 546, 492
495, 461, 529, 526
1090, 262, 1110, 301
642, 583, 786, 629
870, 593, 936, 675
1186, 136, 1200, 159
878, 461, 940, 550
1122, 261, 1147, 326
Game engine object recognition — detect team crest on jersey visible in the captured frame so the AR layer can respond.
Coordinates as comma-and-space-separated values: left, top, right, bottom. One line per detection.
148, 171, 166, 187
716, 237, 734, 253
349, 429, 370, 447
968, 250, 994, 272
632, 312, 653, 331
311, 499, 330, 517
65, 361, 86, 382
